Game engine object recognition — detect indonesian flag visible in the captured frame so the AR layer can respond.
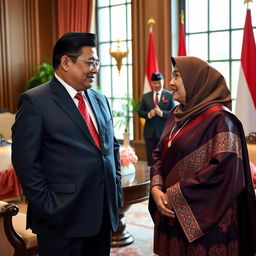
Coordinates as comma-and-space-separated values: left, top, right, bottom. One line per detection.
178, 10, 187, 56
235, 9, 256, 136
143, 31, 159, 94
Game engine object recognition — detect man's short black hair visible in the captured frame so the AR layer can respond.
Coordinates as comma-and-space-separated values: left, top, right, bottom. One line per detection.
151, 72, 164, 81
52, 32, 96, 70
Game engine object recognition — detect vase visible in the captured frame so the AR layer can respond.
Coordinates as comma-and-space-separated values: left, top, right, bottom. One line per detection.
121, 163, 135, 176
123, 131, 130, 147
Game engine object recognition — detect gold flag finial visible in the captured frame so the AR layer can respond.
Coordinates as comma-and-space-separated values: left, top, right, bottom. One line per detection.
147, 18, 156, 32
244, 0, 253, 3
180, 10, 185, 24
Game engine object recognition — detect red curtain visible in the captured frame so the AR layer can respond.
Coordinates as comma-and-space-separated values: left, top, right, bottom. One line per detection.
57, 0, 94, 38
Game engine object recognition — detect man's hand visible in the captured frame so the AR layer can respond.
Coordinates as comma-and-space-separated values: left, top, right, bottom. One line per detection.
149, 109, 156, 118
155, 105, 163, 117
151, 186, 175, 218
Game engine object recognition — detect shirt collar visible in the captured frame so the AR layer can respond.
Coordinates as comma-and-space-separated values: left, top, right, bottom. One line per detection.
154, 88, 163, 95
55, 73, 83, 99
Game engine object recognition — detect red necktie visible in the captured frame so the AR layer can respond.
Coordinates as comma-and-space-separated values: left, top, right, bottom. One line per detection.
154, 92, 159, 107
75, 93, 101, 149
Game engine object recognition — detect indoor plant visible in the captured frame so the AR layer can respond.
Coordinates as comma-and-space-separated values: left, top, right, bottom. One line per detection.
26, 60, 54, 90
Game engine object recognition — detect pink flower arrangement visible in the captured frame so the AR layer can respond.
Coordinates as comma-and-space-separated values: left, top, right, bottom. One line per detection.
120, 146, 138, 166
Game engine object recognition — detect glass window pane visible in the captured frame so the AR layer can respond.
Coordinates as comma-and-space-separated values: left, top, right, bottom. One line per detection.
209, 0, 229, 30
232, 1, 246, 29
231, 61, 240, 99
128, 65, 133, 94
113, 98, 127, 137
112, 66, 128, 98
110, 0, 126, 4
231, 2, 256, 28
209, 61, 230, 88
186, 0, 208, 32
127, 4, 132, 39
209, 32, 229, 60
98, 8, 110, 42
99, 66, 112, 97
231, 30, 243, 60
99, 43, 111, 65
111, 6, 127, 41
252, 5, 256, 27
127, 41, 132, 64
97, 0, 109, 7
187, 33, 208, 60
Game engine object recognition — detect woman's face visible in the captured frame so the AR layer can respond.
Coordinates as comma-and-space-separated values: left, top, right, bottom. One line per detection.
170, 68, 186, 105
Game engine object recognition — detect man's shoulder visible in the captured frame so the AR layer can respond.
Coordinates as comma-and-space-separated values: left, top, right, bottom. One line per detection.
142, 91, 153, 98
24, 80, 52, 97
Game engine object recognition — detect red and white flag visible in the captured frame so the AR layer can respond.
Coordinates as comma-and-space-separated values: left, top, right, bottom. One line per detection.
178, 10, 187, 56
235, 9, 256, 136
143, 31, 159, 94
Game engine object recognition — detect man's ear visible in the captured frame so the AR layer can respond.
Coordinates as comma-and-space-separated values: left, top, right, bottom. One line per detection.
60, 55, 70, 72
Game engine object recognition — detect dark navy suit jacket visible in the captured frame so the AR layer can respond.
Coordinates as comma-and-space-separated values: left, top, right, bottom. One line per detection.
12, 77, 123, 237
139, 89, 175, 139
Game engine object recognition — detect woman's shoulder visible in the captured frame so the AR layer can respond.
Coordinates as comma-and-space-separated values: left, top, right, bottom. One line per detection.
208, 107, 242, 136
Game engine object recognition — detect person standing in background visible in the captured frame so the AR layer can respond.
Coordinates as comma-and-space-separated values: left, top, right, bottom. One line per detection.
12, 32, 123, 256
139, 72, 175, 166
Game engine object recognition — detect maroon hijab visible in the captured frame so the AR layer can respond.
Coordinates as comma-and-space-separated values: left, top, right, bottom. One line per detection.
171, 56, 232, 126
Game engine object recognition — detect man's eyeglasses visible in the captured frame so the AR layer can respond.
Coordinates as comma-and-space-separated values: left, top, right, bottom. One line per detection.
67, 55, 101, 71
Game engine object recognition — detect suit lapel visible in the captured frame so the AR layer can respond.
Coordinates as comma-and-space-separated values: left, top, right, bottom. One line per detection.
86, 90, 105, 147
50, 78, 97, 147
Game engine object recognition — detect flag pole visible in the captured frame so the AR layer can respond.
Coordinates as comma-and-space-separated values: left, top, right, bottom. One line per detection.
178, 9, 187, 56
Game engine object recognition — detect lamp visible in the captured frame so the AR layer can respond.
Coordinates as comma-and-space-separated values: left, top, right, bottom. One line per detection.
109, 38, 129, 73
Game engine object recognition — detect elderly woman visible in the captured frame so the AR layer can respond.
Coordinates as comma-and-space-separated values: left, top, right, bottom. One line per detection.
149, 56, 256, 256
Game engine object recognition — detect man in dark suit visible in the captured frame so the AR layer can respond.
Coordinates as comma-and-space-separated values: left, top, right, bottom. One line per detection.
139, 72, 175, 166
11, 32, 123, 256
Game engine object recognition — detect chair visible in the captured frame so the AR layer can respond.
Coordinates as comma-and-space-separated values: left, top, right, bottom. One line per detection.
0, 112, 15, 140
0, 201, 38, 256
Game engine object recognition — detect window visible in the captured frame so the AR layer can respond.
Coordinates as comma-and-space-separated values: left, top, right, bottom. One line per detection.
96, 0, 132, 139
185, 0, 256, 108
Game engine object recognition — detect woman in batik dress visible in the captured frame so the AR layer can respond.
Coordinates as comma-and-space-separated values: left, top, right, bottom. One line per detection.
149, 56, 256, 256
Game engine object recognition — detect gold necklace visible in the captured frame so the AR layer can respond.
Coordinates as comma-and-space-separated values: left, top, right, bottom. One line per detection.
168, 118, 190, 147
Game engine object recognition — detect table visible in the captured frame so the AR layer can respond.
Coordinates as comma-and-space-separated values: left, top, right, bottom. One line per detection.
111, 162, 150, 247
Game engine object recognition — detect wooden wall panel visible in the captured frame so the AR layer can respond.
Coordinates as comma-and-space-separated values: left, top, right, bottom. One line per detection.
0, 0, 56, 113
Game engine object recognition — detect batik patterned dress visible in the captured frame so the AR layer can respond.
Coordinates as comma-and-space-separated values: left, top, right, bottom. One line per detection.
149, 105, 256, 256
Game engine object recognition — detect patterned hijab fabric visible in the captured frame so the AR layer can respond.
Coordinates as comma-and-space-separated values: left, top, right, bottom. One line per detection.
171, 56, 232, 126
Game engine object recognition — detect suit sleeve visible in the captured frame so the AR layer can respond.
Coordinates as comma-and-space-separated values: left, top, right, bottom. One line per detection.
105, 96, 123, 207
11, 93, 68, 225
138, 95, 151, 119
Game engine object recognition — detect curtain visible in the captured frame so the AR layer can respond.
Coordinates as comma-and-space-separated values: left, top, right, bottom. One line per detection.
57, 0, 94, 38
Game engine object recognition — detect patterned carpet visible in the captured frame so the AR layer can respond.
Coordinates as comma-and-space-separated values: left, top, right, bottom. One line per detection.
17, 200, 156, 255
111, 200, 156, 256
